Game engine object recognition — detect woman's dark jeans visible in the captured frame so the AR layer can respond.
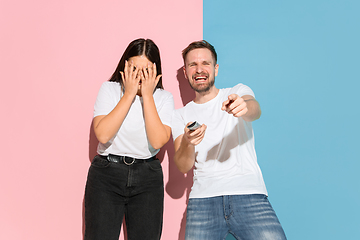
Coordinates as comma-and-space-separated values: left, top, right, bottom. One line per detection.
84, 155, 164, 240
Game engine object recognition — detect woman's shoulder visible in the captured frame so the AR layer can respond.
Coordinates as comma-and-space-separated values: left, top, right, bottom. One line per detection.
98, 81, 121, 94
100, 81, 121, 89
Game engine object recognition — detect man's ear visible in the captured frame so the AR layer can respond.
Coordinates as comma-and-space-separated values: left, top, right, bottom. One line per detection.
215, 64, 219, 77
183, 66, 188, 79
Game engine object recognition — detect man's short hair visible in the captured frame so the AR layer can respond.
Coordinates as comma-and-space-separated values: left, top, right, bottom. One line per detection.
182, 40, 217, 64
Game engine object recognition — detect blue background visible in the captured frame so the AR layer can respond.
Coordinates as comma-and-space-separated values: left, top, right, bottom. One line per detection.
203, 1, 360, 239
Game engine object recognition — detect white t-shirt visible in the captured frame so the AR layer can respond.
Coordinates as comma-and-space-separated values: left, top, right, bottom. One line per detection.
94, 81, 174, 158
172, 84, 268, 199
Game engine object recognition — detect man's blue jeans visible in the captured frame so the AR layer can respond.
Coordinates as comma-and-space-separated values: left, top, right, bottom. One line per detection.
185, 194, 287, 240
84, 155, 164, 240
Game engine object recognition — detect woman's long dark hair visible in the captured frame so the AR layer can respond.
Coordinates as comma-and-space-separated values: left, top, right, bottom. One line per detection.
109, 38, 163, 90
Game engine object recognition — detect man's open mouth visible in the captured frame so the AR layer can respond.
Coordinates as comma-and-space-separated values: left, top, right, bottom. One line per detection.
193, 74, 208, 82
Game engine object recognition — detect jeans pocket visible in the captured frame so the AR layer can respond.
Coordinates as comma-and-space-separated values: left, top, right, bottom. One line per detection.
146, 160, 162, 171
91, 155, 111, 168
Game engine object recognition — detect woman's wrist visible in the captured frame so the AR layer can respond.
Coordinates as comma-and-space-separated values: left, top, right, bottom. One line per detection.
122, 91, 137, 102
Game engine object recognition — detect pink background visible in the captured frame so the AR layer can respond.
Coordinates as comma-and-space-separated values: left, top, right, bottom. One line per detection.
0, 0, 201, 239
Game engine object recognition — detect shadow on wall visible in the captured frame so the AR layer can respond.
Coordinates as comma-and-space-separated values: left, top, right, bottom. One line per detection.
158, 67, 196, 239
82, 121, 98, 238
84, 121, 130, 239
158, 138, 193, 240
161, 67, 195, 239
176, 67, 195, 107
88, 120, 98, 162
83, 67, 195, 239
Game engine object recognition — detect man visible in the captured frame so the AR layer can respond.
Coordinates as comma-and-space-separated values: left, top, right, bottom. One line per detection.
172, 40, 287, 240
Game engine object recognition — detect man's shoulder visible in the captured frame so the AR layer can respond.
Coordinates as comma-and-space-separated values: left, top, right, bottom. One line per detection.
221, 83, 254, 97
223, 83, 247, 91
177, 100, 194, 109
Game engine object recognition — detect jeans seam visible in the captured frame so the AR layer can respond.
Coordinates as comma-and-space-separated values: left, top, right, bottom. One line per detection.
127, 167, 132, 187
228, 195, 233, 219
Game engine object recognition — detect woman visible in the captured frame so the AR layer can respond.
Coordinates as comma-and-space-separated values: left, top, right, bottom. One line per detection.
84, 38, 174, 240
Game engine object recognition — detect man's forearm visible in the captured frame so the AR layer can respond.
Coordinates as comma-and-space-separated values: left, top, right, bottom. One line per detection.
242, 98, 261, 122
174, 135, 196, 174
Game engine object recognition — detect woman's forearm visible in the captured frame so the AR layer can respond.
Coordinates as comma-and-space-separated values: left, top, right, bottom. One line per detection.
142, 94, 171, 149
93, 93, 134, 144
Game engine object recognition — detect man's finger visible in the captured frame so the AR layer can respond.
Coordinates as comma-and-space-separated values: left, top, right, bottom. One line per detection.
222, 99, 230, 111
233, 107, 248, 117
228, 94, 239, 101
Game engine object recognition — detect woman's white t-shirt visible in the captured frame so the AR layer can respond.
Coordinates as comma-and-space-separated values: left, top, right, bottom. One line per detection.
94, 81, 174, 158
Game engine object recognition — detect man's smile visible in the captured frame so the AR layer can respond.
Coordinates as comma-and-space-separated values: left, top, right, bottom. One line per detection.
193, 73, 209, 82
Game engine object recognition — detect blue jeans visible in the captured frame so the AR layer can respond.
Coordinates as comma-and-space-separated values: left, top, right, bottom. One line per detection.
185, 194, 286, 240
84, 155, 164, 240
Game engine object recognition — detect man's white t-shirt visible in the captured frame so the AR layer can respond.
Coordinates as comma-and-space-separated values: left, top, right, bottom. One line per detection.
172, 84, 268, 199
94, 81, 174, 158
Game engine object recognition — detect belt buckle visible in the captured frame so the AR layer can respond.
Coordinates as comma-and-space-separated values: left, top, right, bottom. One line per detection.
123, 156, 135, 166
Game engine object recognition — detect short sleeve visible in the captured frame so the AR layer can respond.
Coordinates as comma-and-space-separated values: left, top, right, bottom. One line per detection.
171, 109, 186, 141
231, 83, 255, 98
93, 82, 120, 118
156, 90, 175, 127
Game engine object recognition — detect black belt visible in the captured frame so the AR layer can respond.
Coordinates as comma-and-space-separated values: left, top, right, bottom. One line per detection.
99, 154, 156, 166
